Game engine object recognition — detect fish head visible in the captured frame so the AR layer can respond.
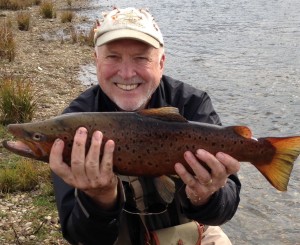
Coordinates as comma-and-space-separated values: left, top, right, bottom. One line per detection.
2, 122, 62, 162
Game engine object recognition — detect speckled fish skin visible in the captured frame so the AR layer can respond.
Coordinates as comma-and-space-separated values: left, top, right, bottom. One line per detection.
2, 107, 300, 191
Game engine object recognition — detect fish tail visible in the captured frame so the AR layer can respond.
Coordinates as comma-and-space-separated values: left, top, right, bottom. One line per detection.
254, 136, 300, 191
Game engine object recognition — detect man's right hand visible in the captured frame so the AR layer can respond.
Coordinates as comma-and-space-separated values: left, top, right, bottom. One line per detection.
49, 127, 118, 210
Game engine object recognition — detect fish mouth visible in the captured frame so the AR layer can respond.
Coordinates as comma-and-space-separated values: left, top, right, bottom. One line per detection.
2, 140, 43, 159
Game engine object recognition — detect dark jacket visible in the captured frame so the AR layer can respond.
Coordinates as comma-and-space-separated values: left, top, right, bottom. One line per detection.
52, 75, 241, 245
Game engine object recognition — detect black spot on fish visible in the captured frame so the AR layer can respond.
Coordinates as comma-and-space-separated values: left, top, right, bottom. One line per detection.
118, 157, 122, 162
117, 146, 121, 151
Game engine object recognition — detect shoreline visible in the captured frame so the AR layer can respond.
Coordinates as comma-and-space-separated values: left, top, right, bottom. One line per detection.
0, 0, 94, 121
0, 0, 94, 243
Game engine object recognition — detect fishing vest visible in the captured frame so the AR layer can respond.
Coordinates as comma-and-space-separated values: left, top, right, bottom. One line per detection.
115, 175, 192, 245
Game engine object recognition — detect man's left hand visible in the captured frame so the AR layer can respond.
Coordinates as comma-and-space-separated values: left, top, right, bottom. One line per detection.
175, 149, 240, 206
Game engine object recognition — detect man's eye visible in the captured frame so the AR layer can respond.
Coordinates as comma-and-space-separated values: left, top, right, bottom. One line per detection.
136, 56, 148, 61
105, 54, 121, 60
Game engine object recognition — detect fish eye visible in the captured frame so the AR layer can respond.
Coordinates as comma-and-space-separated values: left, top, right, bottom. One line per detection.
32, 133, 43, 141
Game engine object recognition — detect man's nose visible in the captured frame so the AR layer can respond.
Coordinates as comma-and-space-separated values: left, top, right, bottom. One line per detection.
117, 61, 137, 80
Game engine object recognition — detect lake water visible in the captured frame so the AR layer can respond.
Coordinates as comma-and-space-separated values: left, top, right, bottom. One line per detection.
77, 0, 300, 244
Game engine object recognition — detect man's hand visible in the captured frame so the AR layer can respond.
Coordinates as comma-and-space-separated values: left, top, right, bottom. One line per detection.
49, 127, 118, 210
175, 149, 240, 206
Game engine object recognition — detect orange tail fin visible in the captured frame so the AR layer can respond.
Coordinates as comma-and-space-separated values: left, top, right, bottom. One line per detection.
254, 136, 300, 191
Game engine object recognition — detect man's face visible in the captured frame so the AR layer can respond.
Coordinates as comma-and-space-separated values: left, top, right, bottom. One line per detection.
95, 39, 165, 111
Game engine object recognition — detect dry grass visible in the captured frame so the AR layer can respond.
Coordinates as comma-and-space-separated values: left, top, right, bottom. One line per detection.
79, 25, 95, 47
40, 0, 55, 19
0, 19, 15, 62
0, 0, 38, 10
0, 76, 37, 124
60, 10, 74, 23
17, 11, 31, 31
66, 0, 72, 7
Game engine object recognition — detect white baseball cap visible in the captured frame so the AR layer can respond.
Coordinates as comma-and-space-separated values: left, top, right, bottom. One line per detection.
94, 7, 164, 48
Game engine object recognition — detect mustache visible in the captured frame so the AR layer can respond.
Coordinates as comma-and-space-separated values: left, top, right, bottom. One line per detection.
110, 75, 146, 84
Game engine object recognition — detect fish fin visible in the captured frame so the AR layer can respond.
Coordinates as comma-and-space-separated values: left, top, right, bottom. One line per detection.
138, 107, 188, 122
154, 175, 175, 203
254, 136, 300, 191
232, 126, 252, 138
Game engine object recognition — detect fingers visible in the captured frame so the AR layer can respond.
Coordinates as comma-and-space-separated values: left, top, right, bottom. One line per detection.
184, 151, 212, 184
216, 152, 240, 175
176, 149, 240, 206
71, 127, 89, 187
83, 131, 102, 188
50, 128, 116, 188
49, 138, 74, 185
100, 139, 115, 175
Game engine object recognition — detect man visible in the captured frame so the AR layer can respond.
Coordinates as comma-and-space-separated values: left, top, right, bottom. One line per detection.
50, 7, 241, 245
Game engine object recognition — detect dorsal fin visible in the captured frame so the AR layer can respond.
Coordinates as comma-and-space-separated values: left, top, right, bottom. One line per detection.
232, 126, 252, 138
138, 107, 188, 122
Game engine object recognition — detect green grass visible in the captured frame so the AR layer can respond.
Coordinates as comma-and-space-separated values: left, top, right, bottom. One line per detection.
0, 159, 50, 193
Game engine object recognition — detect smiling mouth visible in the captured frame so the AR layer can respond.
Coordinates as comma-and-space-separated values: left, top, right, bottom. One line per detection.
116, 83, 139, 91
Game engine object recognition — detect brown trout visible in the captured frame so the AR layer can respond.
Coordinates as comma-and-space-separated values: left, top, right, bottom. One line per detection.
2, 107, 300, 191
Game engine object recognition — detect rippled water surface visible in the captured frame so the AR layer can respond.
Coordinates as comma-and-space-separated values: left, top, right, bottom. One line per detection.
78, 0, 300, 244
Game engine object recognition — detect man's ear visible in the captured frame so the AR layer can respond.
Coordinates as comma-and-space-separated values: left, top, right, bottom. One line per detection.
160, 53, 166, 70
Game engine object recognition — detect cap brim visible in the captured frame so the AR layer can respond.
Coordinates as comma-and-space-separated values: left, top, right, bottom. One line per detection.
95, 29, 161, 48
